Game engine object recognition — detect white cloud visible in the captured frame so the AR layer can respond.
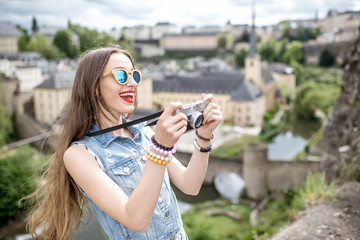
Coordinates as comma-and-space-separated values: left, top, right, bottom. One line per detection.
0, 0, 358, 32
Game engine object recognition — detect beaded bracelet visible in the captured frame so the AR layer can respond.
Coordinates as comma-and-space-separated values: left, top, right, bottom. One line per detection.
151, 143, 177, 155
151, 135, 177, 155
145, 152, 172, 165
148, 149, 173, 162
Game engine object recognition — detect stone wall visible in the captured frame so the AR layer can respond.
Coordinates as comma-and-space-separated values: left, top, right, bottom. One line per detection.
0, 78, 17, 116
15, 113, 47, 149
303, 40, 355, 66
244, 143, 321, 200
174, 151, 242, 184
267, 161, 320, 193
320, 29, 360, 181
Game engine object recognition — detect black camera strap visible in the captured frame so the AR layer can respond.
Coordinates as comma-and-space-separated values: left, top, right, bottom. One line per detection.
86, 111, 163, 137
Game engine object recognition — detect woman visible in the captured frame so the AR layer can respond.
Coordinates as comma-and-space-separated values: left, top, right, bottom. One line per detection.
27, 46, 222, 239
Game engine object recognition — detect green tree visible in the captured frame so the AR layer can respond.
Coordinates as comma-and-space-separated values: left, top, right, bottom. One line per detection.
259, 39, 277, 62
0, 145, 47, 225
27, 33, 62, 59
283, 41, 303, 64
0, 102, 12, 147
234, 48, 248, 68
309, 28, 320, 40
290, 60, 305, 85
16, 25, 30, 51
295, 26, 307, 42
319, 49, 335, 67
258, 39, 289, 63
217, 34, 227, 49
280, 21, 292, 40
53, 30, 78, 58
294, 81, 339, 119
31, 16, 38, 34
68, 23, 137, 59
68, 23, 101, 52
98, 33, 118, 47
275, 39, 288, 62
294, 81, 318, 119
0, 80, 12, 146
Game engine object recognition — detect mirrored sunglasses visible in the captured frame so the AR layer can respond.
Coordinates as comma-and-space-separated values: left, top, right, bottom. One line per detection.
102, 68, 141, 85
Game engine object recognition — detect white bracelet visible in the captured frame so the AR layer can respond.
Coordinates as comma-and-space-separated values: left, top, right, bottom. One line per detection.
193, 139, 212, 153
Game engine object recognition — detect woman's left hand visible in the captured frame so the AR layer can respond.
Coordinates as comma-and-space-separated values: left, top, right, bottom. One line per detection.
197, 93, 223, 138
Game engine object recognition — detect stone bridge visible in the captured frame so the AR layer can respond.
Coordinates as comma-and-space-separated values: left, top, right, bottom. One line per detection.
173, 151, 243, 184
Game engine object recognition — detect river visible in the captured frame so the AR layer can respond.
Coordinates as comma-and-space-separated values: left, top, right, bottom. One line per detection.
268, 131, 307, 161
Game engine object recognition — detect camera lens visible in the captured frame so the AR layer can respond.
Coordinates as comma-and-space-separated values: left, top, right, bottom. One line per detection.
188, 112, 204, 129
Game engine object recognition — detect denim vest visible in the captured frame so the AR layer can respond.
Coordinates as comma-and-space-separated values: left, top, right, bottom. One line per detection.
72, 123, 187, 240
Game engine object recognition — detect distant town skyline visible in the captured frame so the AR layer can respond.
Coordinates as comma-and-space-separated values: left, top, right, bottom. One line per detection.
0, 0, 359, 32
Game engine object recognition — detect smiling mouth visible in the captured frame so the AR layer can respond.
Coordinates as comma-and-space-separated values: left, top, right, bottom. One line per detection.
119, 91, 135, 103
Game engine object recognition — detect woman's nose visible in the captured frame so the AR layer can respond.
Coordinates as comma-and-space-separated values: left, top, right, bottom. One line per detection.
127, 75, 138, 86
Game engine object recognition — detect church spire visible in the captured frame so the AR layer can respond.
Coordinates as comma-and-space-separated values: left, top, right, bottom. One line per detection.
248, 0, 258, 58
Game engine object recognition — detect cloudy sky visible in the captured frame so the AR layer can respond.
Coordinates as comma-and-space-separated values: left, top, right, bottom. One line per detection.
1, 0, 359, 32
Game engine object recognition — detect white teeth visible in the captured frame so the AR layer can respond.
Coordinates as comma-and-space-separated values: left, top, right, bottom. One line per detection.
119, 92, 134, 97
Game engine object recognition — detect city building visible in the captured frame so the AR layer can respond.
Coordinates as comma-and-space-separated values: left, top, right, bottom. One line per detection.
152, 22, 179, 40
160, 32, 219, 53
0, 21, 22, 53
150, 6, 279, 127
122, 25, 152, 41
15, 65, 43, 93
151, 71, 266, 126
0, 59, 11, 76
318, 10, 360, 42
34, 71, 75, 125
268, 63, 296, 100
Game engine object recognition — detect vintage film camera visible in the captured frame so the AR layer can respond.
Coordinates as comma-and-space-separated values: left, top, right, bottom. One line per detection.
175, 100, 209, 130
87, 100, 209, 137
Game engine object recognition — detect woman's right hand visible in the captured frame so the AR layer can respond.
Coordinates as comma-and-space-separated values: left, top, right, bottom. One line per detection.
154, 102, 188, 148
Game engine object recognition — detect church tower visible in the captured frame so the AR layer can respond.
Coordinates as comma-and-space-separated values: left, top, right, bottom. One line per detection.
245, 1, 263, 91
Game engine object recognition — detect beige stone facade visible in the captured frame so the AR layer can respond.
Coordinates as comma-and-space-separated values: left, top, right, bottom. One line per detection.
0, 36, 18, 53
34, 71, 75, 125
232, 97, 265, 126
263, 81, 278, 110
0, 22, 21, 53
245, 56, 278, 111
245, 57, 263, 89
152, 91, 231, 119
160, 34, 218, 51
137, 77, 153, 110
319, 11, 360, 33
34, 87, 71, 125
15, 66, 43, 92
0, 78, 17, 116
271, 72, 296, 99
32, 73, 272, 127
151, 89, 265, 127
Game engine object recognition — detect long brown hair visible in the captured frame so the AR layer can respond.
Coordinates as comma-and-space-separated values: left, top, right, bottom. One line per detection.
25, 46, 138, 239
